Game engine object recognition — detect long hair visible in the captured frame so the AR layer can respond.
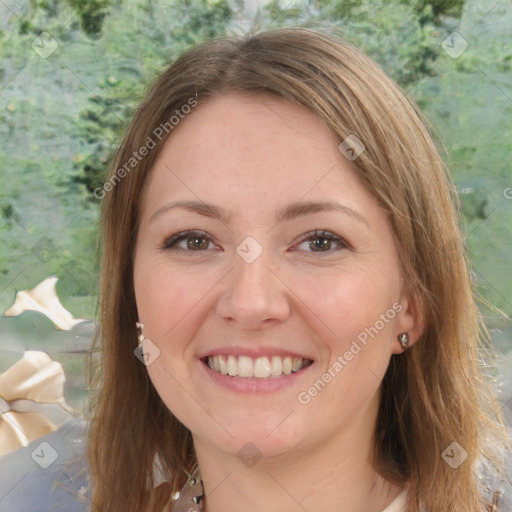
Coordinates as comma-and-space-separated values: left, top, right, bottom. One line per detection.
88, 26, 510, 511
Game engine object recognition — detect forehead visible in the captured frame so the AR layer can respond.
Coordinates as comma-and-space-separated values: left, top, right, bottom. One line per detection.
141, 93, 377, 222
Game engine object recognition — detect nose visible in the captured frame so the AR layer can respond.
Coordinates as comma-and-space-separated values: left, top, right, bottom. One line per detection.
214, 249, 291, 330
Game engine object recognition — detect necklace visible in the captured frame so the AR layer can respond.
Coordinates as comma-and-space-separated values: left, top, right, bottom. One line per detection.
172, 468, 204, 512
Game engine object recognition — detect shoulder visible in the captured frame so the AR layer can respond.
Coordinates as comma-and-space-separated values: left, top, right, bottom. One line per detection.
0, 417, 90, 511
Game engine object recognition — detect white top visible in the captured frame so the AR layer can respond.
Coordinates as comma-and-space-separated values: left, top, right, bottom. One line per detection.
381, 486, 409, 512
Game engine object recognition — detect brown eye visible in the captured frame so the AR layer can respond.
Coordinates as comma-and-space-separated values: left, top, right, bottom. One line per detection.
162, 230, 215, 252
294, 229, 349, 253
309, 235, 333, 251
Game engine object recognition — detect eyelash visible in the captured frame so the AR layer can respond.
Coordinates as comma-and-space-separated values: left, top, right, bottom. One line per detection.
160, 229, 350, 254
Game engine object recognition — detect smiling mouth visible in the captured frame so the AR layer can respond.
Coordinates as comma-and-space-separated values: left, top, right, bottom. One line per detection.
201, 354, 313, 378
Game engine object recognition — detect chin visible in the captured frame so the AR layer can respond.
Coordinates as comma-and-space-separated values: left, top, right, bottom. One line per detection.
192, 411, 309, 461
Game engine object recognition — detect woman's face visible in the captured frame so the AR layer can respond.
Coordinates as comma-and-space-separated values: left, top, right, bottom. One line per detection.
133, 93, 419, 461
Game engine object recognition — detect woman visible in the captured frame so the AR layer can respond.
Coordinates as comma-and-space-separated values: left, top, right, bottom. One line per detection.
88, 27, 511, 511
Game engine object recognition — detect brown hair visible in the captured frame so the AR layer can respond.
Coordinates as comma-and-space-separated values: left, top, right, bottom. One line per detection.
88, 26, 510, 511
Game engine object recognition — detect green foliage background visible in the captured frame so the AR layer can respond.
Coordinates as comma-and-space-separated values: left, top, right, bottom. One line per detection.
0, 0, 511, 368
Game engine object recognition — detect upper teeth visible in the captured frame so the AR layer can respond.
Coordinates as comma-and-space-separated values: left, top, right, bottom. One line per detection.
206, 355, 308, 378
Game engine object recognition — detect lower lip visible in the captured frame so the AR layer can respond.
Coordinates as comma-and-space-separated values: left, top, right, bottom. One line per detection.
199, 359, 314, 394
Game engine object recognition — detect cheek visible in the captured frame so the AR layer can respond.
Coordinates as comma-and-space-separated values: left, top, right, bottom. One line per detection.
293, 266, 400, 403
133, 258, 215, 424
134, 258, 217, 341
294, 272, 398, 417
297, 267, 399, 344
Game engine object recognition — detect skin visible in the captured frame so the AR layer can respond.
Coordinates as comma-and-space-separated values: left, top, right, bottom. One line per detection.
133, 93, 423, 512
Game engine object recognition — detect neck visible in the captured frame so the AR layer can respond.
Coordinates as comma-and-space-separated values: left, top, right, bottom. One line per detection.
192, 392, 405, 512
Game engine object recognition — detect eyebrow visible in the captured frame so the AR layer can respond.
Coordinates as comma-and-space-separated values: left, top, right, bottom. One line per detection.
149, 199, 369, 227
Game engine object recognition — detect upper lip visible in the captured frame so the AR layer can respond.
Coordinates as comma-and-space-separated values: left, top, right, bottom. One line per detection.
198, 346, 314, 360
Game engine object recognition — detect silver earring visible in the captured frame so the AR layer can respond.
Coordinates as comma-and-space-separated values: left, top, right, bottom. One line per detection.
135, 321, 144, 346
398, 332, 409, 349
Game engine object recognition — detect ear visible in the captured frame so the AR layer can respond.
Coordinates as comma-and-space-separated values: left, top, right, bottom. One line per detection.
392, 288, 425, 354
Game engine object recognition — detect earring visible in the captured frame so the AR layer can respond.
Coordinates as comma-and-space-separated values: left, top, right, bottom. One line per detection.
398, 332, 409, 349
135, 321, 144, 346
